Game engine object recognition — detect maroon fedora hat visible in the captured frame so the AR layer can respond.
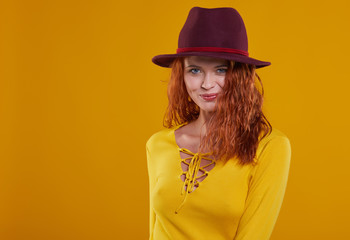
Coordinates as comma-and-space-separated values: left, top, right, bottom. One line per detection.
152, 7, 271, 68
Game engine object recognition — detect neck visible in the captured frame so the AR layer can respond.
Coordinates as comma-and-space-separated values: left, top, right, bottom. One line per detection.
193, 109, 214, 137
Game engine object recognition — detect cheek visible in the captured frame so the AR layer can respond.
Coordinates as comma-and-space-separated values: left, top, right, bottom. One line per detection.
217, 76, 226, 89
185, 83, 195, 99
184, 77, 199, 92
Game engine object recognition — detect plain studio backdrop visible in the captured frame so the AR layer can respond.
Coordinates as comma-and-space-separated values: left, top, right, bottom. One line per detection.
0, 0, 349, 239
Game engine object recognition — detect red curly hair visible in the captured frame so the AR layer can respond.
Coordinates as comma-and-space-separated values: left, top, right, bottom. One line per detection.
163, 57, 272, 166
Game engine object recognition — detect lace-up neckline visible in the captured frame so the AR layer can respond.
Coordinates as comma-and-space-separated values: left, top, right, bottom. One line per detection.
175, 148, 216, 214
173, 123, 216, 214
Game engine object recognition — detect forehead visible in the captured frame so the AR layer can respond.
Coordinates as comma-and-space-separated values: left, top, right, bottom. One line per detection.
184, 56, 228, 66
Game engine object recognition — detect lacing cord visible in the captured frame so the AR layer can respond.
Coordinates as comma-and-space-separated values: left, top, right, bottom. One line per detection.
175, 148, 215, 214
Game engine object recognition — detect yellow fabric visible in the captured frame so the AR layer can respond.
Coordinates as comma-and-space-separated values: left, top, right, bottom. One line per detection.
176, 148, 215, 214
146, 123, 291, 240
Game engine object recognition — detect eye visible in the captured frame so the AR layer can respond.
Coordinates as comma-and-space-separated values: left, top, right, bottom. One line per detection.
189, 68, 201, 74
217, 68, 227, 73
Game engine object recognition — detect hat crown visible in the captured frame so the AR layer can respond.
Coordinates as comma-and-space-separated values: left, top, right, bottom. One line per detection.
178, 7, 248, 51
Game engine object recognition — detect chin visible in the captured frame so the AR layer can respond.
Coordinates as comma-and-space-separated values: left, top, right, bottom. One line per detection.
198, 105, 216, 113
194, 100, 217, 113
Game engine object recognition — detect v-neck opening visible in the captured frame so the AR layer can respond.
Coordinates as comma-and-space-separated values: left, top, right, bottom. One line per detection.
170, 123, 219, 213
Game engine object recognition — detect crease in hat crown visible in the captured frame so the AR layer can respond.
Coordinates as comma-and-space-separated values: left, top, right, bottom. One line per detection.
152, 6, 271, 68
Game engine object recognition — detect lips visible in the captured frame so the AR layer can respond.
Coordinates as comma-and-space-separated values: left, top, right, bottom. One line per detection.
200, 93, 218, 101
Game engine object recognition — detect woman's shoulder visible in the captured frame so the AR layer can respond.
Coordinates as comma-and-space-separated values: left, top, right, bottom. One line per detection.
146, 126, 176, 150
255, 127, 291, 164
259, 127, 290, 145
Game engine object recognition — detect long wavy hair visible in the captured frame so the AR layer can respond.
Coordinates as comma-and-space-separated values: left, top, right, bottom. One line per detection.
163, 57, 272, 166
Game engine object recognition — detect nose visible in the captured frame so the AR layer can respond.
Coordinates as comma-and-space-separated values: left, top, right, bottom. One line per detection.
201, 73, 215, 89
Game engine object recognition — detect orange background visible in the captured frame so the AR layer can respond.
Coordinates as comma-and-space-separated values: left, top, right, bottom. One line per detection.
1, 0, 349, 239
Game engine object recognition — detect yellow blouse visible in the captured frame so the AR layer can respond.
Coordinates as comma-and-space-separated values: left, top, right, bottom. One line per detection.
146, 123, 291, 240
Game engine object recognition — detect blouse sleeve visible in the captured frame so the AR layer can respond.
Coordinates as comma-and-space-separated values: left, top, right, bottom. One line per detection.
234, 135, 292, 240
146, 143, 156, 240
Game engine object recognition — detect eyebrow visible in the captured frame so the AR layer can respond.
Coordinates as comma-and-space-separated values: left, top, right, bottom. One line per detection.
185, 64, 228, 68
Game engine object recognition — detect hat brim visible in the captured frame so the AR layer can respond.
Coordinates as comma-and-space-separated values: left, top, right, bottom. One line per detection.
152, 51, 271, 69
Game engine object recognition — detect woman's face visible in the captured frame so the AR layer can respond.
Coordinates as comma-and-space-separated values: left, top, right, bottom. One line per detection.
183, 56, 229, 113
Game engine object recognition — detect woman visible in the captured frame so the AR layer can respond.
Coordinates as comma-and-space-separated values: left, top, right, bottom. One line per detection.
146, 7, 291, 240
